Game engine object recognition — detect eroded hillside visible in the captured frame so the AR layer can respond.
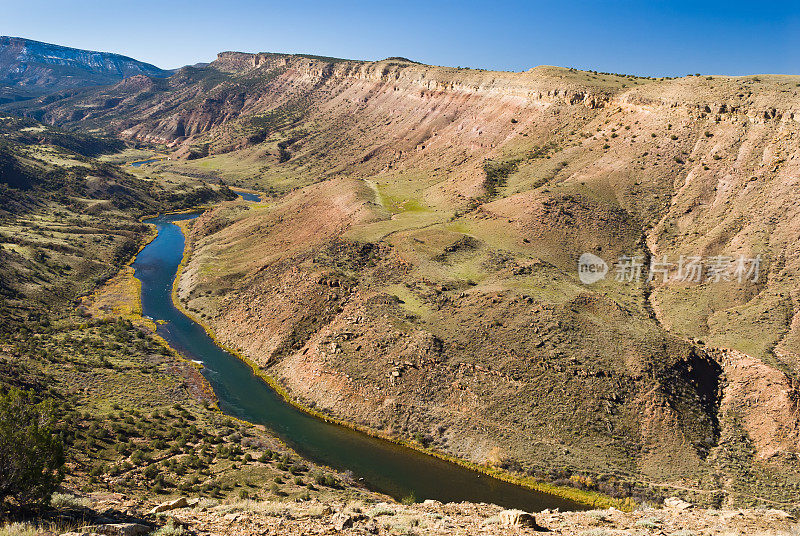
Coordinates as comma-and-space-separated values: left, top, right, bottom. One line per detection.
16, 53, 800, 509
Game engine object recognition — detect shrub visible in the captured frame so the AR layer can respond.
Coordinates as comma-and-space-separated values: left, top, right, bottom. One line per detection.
635, 518, 661, 529
0, 522, 39, 536
482, 159, 519, 197
144, 465, 159, 479
313, 473, 340, 488
151, 520, 186, 536
368, 504, 396, 517
0, 388, 65, 509
49, 492, 90, 509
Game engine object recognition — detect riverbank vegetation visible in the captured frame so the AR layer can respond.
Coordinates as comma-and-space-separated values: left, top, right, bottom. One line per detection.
0, 122, 367, 516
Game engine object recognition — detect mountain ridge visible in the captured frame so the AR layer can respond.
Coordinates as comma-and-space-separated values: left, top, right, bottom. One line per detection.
0, 35, 172, 103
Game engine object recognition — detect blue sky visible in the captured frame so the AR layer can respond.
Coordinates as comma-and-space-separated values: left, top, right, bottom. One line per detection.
3, 0, 799, 76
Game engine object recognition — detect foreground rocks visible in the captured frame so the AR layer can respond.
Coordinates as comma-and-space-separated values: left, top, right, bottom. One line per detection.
663, 496, 694, 510
148, 496, 199, 514
61, 523, 151, 536
91, 497, 797, 536
497, 508, 545, 529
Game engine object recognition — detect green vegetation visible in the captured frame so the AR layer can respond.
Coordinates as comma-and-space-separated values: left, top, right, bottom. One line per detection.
482, 158, 520, 197
151, 520, 186, 536
247, 99, 311, 144
0, 119, 370, 520
0, 388, 64, 509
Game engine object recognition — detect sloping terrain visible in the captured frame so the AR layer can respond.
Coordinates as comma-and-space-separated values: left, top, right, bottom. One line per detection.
13, 52, 800, 509
0, 114, 235, 307
0, 118, 377, 526
0, 36, 172, 104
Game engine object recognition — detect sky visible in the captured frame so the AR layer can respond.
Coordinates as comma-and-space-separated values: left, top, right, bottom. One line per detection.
2, 0, 799, 77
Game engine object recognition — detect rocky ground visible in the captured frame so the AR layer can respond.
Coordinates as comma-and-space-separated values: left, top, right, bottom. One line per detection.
33, 494, 799, 536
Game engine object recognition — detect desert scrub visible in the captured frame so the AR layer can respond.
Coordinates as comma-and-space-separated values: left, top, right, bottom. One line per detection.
313, 472, 340, 488
0, 523, 38, 536
584, 510, 608, 524
367, 504, 396, 517
151, 520, 186, 536
401, 493, 417, 505
214, 499, 292, 517
49, 492, 91, 509
482, 159, 520, 197
635, 518, 661, 529
386, 513, 426, 533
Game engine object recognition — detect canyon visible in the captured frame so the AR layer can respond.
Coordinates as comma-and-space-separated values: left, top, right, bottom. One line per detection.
2, 43, 800, 518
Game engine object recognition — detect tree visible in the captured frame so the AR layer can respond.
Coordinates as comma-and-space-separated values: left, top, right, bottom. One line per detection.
0, 387, 65, 509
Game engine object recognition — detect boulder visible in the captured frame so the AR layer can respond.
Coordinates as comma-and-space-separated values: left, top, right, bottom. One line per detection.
765, 509, 795, 521
331, 511, 366, 531
363, 517, 379, 534
68, 525, 149, 536
663, 497, 693, 510
331, 512, 355, 531
94, 524, 151, 536
498, 509, 543, 529
148, 497, 189, 515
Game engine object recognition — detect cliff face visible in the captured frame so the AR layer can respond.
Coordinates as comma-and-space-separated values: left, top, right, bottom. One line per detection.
0, 36, 171, 97
21, 52, 617, 152
24, 52, 798, 155
18, 51, 800, 507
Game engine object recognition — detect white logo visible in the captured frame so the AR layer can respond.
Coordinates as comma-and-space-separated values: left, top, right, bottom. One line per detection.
578, 253, 609, 284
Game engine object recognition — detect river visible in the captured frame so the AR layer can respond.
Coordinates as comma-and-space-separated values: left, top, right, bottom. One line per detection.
131, 208, 586, 511
130, 157, 167, 167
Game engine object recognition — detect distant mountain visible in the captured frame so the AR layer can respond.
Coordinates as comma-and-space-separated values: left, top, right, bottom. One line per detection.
0, 36, 172, 102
